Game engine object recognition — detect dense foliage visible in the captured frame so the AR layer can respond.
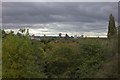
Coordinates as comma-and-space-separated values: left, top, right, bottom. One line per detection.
2, 30, 46, 78
2, 29, 117, 78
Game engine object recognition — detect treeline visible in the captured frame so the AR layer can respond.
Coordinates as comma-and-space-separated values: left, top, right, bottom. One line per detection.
2, 29, 117, 78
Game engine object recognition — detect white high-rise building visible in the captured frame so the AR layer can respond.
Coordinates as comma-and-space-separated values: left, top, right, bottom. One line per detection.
74, 35, 77, 39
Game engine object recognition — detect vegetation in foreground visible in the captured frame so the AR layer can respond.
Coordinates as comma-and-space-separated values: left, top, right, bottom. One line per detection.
2, 14, 118, 78
2, 30, 117, 78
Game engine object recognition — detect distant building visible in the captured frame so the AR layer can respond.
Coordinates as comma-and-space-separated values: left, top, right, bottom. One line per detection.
34, 38, 41, 41
81, 35, 84, 38
29, 35, 41, 41
32, 34, 34, 37
59, 33, 62, 38
74, 35, 77, 39
44, 34, 46, 37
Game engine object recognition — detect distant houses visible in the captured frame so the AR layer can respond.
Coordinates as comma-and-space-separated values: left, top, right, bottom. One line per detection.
29, 33, 84, 41
74, 35, 77, 39
29, 35, 41, 41
74, 34, 84, 39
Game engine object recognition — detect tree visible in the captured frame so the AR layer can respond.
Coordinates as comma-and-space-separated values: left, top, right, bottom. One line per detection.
2, 29, 7, 38
19, 29, 25, 33
107, 14, 117, 39
2, 30, 46, 78
65, 34, 69, 38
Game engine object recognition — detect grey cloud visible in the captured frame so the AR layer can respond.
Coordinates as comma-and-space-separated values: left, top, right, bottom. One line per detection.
2, 2, 118, 24
2, 2, 118, 36
2, 0, 119, 2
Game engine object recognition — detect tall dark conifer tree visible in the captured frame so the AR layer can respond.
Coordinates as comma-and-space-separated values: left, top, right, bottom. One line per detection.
107, 14, 117, 39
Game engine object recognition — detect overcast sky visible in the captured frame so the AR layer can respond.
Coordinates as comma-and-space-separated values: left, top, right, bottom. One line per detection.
2, 0, 119, 2
2, 2, 118, 37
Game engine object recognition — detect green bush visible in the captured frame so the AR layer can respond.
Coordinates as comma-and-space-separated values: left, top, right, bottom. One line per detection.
2, 32, 46, 78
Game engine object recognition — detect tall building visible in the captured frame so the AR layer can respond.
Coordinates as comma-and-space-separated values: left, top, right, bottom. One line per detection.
81, 35, 84, 38
74, 35, 77, 39
59, 33, 62, 38
44, 34, 46, 37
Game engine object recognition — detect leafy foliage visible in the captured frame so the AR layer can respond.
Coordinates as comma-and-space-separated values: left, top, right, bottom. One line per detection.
2, 29, 46, 78
2, 28, 117, 78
